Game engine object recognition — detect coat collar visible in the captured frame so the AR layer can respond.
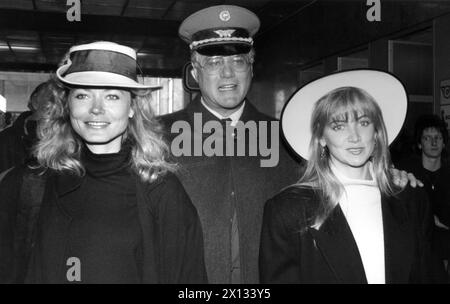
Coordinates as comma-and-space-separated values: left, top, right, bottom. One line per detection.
308, 191, 411, 284
184, 96, 269, 125
182, 96, 272, 141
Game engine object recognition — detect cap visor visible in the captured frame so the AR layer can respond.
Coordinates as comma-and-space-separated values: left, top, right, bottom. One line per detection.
195, 43, 252, 56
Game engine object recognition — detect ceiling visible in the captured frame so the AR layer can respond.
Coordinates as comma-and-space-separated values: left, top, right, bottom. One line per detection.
0, 0, 449, 78
0, 0, 315, 77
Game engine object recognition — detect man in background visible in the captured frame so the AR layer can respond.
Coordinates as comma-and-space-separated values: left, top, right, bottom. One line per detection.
397, 114, 450, 278
0, 81, 52, 173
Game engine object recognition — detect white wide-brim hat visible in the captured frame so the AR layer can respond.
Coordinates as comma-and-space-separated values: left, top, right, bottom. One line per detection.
281, 69, 408, 160
56, 41, 161, 91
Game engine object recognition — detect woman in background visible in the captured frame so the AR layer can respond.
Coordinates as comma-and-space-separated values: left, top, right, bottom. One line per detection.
0, 41, 207, 283
259, 69, 445, 283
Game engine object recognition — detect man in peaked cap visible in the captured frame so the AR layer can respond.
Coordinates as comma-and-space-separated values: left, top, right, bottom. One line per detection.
161, 5, 301, 284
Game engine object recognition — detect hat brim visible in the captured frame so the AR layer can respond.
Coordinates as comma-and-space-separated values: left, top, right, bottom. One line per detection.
56, 64, 162, 91
281, 69, 408, 161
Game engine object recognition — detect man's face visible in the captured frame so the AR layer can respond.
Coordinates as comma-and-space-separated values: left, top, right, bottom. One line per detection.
420, 127, 445, 159
191, 52, 253, 117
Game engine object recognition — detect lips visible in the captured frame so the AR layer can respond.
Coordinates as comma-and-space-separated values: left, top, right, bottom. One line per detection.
85, 121, 110, 128
347, 148, 364, 155
218, 84, 237, 91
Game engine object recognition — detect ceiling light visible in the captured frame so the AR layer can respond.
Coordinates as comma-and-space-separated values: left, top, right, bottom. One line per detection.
0, 45, 39, 51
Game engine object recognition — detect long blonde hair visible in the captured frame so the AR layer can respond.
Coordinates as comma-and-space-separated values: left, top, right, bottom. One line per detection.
34, 76, 176, 182
298, 87, 398, 228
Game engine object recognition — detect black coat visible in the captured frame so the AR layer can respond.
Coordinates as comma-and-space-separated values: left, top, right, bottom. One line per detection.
397, 155, 450, 227
160, 99, 302, 283
0, 166, 207, 284
259, 185, 446, 283
0, 111, 35, 174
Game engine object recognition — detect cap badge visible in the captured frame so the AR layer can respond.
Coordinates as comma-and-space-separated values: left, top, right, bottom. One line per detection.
214, 29, 235, 38
219, 10, 231, 22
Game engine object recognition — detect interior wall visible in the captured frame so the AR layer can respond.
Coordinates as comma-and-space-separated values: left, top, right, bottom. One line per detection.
434, 13, 450, 130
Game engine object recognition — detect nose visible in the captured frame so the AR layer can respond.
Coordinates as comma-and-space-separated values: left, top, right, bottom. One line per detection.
431, 138, 438, 146
90, 95, 105, 115
348, 125, 361, 142
220, 59, 235, 78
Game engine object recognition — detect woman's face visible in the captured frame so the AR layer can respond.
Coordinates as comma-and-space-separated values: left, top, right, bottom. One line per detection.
68, 88, 134, 154
320, 110, 376, 179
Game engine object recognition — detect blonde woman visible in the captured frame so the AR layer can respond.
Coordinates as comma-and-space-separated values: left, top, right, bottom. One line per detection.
0, 41, 206, 283
259, 70, 445, 283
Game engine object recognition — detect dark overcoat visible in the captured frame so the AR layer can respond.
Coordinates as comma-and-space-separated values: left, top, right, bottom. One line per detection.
160, 99, 302, 283
259, 185, 446, 283
0, 166, 207, 284
0, 111, 34, 173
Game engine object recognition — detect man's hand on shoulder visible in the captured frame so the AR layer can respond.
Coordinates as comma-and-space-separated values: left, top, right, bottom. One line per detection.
390, 167, 424, 188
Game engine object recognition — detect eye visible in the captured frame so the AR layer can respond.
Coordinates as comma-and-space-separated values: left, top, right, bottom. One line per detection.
232, 56, 247, 67
360, 119, 371, 126
205, 57, 222, 68
74, 93, 88, 100
106, 94, 120, 100
331, 124, 344, 131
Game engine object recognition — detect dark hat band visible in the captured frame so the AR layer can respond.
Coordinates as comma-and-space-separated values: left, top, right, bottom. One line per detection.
64, 50, 138, 81
190, 27, 253, 50
192, 27, 249, 42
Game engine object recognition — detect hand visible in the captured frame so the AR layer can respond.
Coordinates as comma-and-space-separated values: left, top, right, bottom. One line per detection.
390, 168, 424, 188
434, 215, 450, 230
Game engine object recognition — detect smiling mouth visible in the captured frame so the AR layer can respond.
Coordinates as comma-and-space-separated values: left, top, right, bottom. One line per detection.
85, 121, 110, 128
347, 148, 364, 155
218, 84, 237, 91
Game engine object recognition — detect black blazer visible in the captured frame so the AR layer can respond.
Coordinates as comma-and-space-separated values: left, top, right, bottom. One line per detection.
259, 185, 445, 283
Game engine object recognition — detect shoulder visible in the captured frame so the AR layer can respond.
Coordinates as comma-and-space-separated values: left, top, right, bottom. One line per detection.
264, 185, 319, 228
144, 171, 185, 196
0, 165, 28, 212
0, 164, 27, 186
159, 108, 189, 127
245, 101, 277, 122
142, 171, 197, 215
392, 184, 430, 218
395, 184, 427, 202
0, 126, 18, 142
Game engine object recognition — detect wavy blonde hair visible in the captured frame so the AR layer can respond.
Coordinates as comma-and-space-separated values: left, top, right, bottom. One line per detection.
298, 86, 399, 228
34, 76, 176, 182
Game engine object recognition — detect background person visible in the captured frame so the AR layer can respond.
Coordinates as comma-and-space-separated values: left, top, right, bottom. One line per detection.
0, 81, 55, 173
260, 70, 445, 283
0, 41, 207, 284
396, 114, 450, 278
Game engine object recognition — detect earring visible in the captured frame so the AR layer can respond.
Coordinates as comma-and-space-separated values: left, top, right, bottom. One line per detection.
320, 146, 327, 159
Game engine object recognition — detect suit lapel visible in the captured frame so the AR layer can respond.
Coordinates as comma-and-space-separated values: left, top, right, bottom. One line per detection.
309, 204, 367, 284
381, 193, 412, 283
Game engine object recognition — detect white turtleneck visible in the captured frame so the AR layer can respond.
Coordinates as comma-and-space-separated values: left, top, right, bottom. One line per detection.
331, 162, 385, 284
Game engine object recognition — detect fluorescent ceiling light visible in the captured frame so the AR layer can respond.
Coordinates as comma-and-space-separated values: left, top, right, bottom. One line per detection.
0, 45, 39, 51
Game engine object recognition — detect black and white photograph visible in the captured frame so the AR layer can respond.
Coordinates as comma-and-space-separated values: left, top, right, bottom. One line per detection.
0, 0, 449, 292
